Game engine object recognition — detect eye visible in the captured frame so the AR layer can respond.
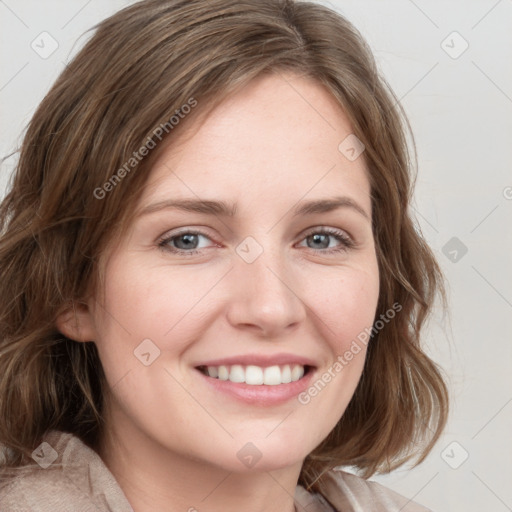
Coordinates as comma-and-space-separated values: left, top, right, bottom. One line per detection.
158, 227, 355, 257
297, 227, 355, 254
158, 230, 215, 256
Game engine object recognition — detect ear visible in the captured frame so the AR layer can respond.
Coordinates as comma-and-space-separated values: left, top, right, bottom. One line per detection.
55, 300, 97, 342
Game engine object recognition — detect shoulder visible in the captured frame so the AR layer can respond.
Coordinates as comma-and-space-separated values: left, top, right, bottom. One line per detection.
302, 468, 433, 512
0, 430, 133, 512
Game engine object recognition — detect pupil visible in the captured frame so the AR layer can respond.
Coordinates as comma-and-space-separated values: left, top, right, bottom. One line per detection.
311, 234, 328, 249
177, 234, 197, 249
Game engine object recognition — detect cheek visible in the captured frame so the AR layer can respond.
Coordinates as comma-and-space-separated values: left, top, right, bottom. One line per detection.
89, 249, 380, 469
94, 252, 379, 372
309, 265, 380, 351
292, 265, 379, 446
91, 258, 229, 380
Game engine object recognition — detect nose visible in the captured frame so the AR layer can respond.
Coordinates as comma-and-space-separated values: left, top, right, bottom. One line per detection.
225, 243, 306, 338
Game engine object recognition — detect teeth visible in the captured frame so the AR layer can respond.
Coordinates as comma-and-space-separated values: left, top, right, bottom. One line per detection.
229, 364, 245, 383
218, 366, 229, 380
291, 365, 304, 381
263, 365, 281, 385
281, 365, 292, 383
246, 365, 264, 385
201, 364, 306, 386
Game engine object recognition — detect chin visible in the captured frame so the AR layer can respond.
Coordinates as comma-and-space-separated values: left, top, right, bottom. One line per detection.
226, 433, 316, 473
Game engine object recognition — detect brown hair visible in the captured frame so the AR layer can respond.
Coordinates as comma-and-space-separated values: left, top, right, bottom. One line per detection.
0, 0, 448, 491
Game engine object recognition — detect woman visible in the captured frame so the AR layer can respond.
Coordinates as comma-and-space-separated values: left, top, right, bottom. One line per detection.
0, 0, 448, 510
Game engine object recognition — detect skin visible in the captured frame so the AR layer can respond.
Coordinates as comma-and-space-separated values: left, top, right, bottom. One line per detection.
58, 71, 380, 512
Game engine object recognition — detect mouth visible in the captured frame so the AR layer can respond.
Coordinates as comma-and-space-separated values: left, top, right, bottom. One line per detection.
193, 354, 317, 405
195, 363, 314, 386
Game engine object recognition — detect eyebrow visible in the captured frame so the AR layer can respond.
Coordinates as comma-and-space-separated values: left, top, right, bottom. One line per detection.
136, 196, 370, 220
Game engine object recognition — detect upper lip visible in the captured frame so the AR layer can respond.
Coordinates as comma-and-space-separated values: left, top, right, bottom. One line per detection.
194, 353, 317, 368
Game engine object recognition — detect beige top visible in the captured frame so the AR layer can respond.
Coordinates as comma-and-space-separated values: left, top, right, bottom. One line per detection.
0, 431, 431, 512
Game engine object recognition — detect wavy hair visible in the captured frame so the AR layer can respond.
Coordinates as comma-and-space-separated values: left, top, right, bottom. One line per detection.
0, 0, 448, 492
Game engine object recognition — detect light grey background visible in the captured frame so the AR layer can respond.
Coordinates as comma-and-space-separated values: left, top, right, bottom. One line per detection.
1, 1, 511, 511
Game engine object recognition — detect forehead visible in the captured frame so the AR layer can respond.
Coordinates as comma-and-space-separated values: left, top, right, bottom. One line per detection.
137, 72, 371, 216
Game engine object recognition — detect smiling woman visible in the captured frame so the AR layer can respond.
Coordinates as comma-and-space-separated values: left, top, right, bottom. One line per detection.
0, 1, 447, 511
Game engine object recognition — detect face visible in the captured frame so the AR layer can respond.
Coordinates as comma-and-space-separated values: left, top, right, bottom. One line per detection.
76, 72, 379, 473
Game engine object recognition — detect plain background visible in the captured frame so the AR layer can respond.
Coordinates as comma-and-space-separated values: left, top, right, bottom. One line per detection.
1, 1, 511, 510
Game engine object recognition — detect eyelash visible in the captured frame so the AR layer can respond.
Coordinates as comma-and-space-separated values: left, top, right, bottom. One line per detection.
157, 227, 355, 256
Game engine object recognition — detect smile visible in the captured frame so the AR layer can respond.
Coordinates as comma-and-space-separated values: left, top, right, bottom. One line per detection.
196, 364, 310, 386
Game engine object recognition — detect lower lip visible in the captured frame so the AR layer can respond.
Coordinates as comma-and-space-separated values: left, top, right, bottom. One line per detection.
195, 367, 316, 406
